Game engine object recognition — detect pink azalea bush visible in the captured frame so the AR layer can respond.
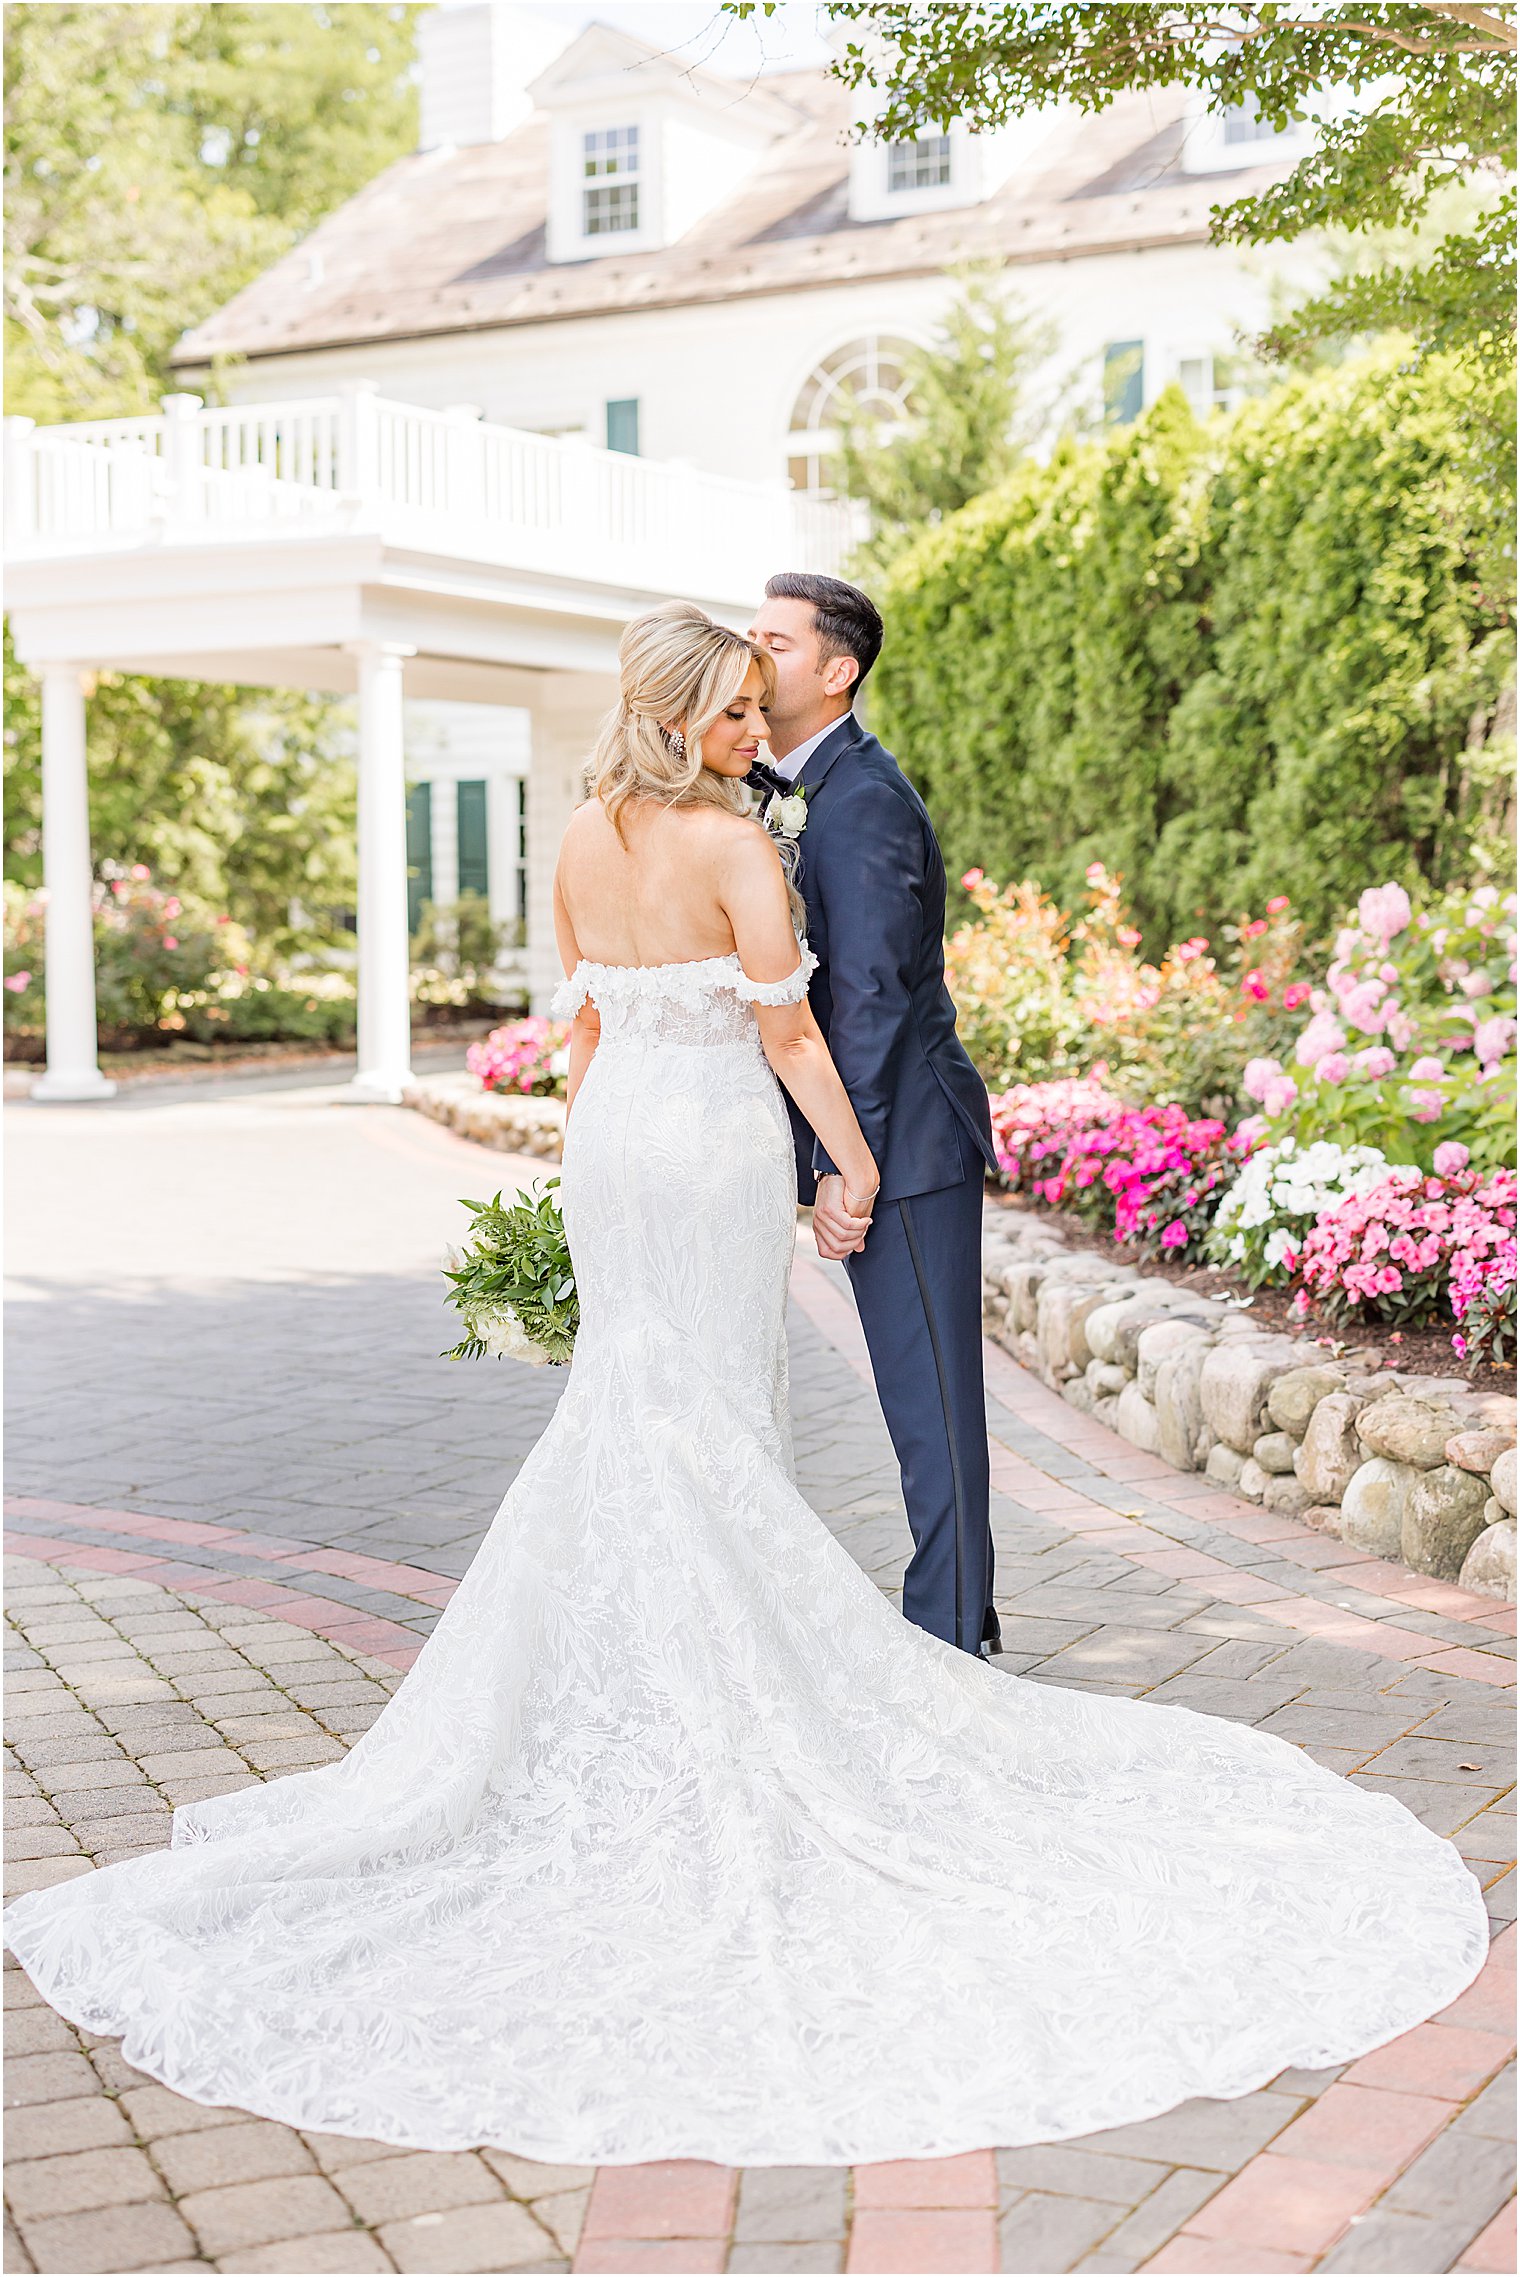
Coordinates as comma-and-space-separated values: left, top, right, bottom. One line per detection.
1048, 1105, 1255, 1260
467, 1015, 570, 1099
989, 1076, 1255, 1261
1293, 1158, 1517, 1365
987, 1074, 1126, 1190
1252, 881, 1516, 1172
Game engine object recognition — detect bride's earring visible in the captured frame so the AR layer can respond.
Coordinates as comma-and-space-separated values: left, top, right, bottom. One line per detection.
666, 728, 687, 759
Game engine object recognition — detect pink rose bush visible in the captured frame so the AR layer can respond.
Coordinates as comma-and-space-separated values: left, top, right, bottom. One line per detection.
1293, 1163, 1517, 1365
1251, 881, 1516, 1173
467, 1016, 571, 1099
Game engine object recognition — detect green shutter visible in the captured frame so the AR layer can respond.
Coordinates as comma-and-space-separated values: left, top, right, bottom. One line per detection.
456, 779, 489, 901
605, 398, 640, 455
405, 782, 433, 935
1103, 341, 1145, 426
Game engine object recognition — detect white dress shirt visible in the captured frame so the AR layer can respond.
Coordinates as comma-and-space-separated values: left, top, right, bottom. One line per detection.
772, 716, 848, 784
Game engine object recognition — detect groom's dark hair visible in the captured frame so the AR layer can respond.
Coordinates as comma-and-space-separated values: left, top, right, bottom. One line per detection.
764, 571, 884, 698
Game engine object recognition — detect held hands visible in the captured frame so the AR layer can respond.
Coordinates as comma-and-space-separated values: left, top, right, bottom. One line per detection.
812, 1172, 878, 1262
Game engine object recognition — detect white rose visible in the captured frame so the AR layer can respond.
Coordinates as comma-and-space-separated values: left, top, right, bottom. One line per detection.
478, 1307, 549, 1365
770, 793, 809, 840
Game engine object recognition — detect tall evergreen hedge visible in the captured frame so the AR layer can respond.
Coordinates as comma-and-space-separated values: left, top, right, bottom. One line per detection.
871, 352, 1513, 949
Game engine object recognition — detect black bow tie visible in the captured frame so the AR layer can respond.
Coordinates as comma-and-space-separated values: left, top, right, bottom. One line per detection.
746, 759, 790, 800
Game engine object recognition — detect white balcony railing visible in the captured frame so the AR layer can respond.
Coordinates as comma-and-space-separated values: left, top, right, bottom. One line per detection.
4, 388, 862, 603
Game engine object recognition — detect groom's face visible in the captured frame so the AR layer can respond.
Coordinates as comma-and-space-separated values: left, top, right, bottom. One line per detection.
748, 597, 856, 737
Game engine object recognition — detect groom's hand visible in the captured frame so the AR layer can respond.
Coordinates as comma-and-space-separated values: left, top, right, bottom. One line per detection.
812, 1174, 873, 1261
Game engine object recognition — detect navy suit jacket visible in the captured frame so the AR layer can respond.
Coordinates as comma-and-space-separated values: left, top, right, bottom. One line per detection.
778, 714, 996, 1207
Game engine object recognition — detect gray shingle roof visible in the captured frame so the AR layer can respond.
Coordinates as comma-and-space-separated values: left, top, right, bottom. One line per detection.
172, 73, 1295, 370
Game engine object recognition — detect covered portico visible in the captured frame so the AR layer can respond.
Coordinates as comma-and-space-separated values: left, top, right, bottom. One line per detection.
5, 390, 853, 1100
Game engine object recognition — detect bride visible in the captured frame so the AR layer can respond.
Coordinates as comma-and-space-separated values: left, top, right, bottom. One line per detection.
4, 602, 1491, 2167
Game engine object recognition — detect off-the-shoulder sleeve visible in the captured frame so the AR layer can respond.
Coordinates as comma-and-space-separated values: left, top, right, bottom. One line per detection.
549, 967, 590, 1019
731, 946, 819, 1006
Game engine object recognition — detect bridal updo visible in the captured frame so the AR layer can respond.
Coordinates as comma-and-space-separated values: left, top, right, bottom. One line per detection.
589, 601, 775, 842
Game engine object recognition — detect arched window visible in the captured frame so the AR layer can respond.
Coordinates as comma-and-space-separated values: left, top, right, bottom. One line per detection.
786, 336, 917, 495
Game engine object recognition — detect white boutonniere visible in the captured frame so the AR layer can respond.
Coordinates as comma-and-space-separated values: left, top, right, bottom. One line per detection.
765, 787, 809, 841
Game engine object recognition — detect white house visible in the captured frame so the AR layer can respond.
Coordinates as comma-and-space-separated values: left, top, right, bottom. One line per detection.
7, 8, 1317, 1103
166, 8, 1315, 954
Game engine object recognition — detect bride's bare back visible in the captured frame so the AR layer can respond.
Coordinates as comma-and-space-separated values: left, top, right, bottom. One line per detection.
555, 797, 754, 969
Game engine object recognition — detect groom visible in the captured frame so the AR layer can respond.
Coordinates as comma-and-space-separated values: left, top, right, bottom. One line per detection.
747, 572, 1002, 1661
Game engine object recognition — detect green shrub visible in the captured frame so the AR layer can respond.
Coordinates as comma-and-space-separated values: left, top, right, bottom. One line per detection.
873, 351, 1513, 952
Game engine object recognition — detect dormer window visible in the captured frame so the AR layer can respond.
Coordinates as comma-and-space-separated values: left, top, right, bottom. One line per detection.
535, 24, 797, 266
1222, 93, 1287, 146
1182, 90, 1311, 174
582, 125, 640, 235
887, 135, 952, 193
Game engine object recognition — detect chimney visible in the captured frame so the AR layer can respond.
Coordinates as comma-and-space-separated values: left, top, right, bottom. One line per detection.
417, 2, 576, 150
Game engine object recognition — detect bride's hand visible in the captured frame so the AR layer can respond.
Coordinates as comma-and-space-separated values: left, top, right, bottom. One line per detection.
843, 1179, 879, 1220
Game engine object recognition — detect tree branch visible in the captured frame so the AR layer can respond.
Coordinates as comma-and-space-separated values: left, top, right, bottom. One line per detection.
1420, 4, 1518, 54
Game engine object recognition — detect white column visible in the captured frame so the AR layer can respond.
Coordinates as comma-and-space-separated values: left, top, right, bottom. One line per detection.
32, 665, 115, 1103
345, 640, 416, 1102
523, 673, 615, 1010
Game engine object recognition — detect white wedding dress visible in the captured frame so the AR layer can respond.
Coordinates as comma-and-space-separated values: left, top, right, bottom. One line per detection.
4, 952, 1492, 2165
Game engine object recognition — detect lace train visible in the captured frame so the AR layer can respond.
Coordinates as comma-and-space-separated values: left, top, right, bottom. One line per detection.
3, 953, 1492, 2164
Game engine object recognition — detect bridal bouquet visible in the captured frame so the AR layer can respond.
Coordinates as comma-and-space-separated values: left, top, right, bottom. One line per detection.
442, 1178, 578, 1365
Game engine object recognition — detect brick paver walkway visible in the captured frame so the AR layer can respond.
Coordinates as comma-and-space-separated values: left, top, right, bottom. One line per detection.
4, 1077, 1515, 2276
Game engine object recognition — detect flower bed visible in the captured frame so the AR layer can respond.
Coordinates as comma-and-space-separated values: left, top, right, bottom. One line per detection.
981, 1202, 1517, 1600
951, 865, 1306, 1114
1295, 1159, 1517, 1366
466, 1016, 569, 1099
1246, 883, 1516, 1172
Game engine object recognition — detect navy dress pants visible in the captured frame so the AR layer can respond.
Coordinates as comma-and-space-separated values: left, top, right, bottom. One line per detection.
842, 1157, 998, 1655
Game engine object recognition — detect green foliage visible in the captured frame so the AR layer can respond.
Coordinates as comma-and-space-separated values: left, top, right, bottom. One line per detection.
872, 350, 1514, 952
838, 269, 1056, 572
410, 893, 517, 1011
443, 1182, 579, 1366
3, 869, 359, 1050
5, 2, 420, 418
760, 1, 1516, 374
4, 626, 359, 960
174, 978, 356, 1047
941, 872, 1085, 1087
4, 4, 416, 990
4, 872, 227, 1039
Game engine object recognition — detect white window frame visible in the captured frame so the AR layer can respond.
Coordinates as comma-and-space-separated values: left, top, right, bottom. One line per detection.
546, 107, 663, 264
783, 333, 922, 496
581, 123, 641, 238
1180, 89, 1313, 174
1169, 345, 1246, 419
849, 125, 975, 220
887, 134, 953, 194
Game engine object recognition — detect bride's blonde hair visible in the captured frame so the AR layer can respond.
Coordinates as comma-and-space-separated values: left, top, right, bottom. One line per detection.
591, 600, 771, 839
589, 602, 805, 928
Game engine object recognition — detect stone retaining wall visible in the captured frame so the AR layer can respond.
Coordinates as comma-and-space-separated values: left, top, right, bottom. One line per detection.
983, 1202, 1518, 1604
402, 1072, 566, 1159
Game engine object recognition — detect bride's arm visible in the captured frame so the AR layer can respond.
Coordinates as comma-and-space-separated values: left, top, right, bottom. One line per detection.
718, 829, 878, 1218
552, 868, 600, 1113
